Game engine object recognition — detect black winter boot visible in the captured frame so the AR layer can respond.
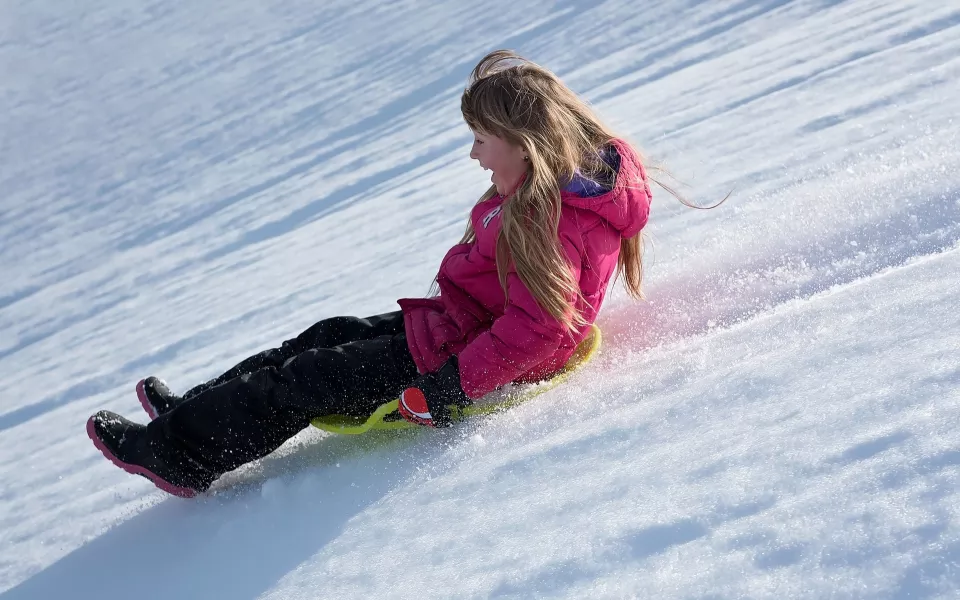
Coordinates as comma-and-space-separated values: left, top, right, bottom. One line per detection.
87, 410, 215, 497
137, 377, 185, 420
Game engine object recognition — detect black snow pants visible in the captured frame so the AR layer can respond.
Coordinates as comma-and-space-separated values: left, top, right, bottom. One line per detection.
146, 311, 420, 478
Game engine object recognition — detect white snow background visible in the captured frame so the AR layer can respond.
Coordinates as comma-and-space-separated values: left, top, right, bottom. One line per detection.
1, 0, 959, 598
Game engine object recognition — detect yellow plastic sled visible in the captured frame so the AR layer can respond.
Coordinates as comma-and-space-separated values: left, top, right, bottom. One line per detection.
311, 324, 602, 434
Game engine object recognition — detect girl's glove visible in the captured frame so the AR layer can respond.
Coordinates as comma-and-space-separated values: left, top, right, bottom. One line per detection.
398, 356, 471, 427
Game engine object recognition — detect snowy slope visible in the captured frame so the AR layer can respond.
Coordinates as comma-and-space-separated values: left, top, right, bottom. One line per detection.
1, 0, 958, 598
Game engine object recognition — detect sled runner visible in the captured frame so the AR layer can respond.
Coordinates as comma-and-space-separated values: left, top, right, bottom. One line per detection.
311, 324, 602, 434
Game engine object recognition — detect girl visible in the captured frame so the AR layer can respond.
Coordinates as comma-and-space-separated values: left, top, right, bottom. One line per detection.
87, 49, 654, 498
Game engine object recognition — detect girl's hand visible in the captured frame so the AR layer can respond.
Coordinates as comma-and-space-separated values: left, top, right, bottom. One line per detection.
398, 357, 471, 427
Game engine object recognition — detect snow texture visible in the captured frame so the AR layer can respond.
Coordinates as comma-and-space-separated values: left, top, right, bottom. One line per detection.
1, 0, 958, 598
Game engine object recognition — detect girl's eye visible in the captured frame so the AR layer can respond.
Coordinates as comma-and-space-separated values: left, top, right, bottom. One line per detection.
474, 139, 483, 145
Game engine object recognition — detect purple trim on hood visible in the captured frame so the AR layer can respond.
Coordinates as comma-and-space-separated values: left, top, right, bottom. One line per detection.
562, 146, 621, 198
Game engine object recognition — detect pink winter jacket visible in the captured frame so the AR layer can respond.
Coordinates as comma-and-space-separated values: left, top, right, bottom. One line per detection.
398, 139, 652, 399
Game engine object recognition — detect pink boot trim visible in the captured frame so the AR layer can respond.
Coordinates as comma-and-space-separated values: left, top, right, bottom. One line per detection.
136, 379, 160, 421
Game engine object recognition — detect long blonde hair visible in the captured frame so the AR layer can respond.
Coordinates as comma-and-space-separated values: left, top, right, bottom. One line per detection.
458, 49, 651, 332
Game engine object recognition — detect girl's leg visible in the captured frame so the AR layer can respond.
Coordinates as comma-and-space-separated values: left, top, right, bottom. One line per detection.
149, 331, 418, 480
181, 310, 405, 400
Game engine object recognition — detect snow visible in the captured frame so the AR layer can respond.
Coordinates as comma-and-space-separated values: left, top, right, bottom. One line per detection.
1, 0, 958, 598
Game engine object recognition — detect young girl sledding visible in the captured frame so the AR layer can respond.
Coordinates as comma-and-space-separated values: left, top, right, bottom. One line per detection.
87, 49, 655, 497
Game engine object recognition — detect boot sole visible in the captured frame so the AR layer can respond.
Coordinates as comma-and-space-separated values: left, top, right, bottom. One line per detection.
136, 379, 160, 421
86, 416, 198, 498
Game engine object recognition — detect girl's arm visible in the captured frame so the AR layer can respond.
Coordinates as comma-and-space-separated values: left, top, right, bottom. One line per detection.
456, 235, 583, 399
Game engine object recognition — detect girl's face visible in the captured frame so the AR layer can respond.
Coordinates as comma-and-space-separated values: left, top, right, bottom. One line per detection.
469, 130, 528, 196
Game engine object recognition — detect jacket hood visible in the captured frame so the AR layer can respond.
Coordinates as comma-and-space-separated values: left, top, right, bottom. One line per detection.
560, 138, 652, 239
